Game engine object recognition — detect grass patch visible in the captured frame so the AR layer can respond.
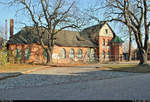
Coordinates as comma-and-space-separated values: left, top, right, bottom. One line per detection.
0, 64, 43, 73
100, 64, 150, 73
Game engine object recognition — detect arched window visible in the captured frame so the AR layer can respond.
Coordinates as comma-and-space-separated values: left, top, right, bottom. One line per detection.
69, 49, 75, 59
43, 49, 47, 59
77, 49, 82, 59
25, 48, 30, 60
60, 48, 66, 58
16, 49, 22, 59
102, 51, 105, 59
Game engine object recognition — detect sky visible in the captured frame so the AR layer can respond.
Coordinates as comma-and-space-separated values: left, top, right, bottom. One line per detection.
0, 0, 135, 48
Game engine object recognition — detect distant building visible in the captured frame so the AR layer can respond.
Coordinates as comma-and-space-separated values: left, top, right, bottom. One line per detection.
7, 20, 124, 64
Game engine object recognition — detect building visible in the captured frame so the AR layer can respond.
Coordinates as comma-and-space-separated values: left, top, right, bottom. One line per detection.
7, 20, 124, 64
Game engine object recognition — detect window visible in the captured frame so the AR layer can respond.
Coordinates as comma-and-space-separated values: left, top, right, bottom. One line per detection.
77, 49, 82, 59
107, 40, 109, 46
102, 51, 105, 59
43, 49, 47, 59
60, 48, 66, 58
105, 29, 108, 34
16, 49, 22, 59
103, 39, 105, 46
107, 51, 110, 58
69, 49, 75, 59
25, 48, 30, 60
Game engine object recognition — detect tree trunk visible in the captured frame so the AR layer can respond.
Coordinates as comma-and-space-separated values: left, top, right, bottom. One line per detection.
138, 48, 147, 65
46, 47, 53, 65
128, 27, 132, 61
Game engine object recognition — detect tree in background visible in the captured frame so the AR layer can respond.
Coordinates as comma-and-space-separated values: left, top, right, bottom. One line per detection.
9, 0, 85, 64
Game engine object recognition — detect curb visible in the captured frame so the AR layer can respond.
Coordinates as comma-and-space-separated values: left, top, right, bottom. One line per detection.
0, 66, 50, 81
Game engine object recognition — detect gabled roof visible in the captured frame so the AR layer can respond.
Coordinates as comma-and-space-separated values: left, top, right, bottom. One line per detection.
7, 26, 98, 47
80, 21, 116, 43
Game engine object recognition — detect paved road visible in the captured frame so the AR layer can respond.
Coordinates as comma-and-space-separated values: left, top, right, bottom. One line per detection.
0, 72, 150, 100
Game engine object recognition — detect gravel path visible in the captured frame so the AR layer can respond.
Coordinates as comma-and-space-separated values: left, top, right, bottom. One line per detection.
0, 67, 145, 89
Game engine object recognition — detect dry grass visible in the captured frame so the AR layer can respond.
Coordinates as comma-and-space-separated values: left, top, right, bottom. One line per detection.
0, 64, 43, 73
99, 64, 150, 73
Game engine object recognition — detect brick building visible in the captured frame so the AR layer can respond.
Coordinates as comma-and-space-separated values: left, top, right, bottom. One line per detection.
7, 21, 124, 64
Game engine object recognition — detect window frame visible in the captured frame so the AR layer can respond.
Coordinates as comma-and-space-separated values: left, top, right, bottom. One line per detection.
69, 49, 75, 59
77, 49, 82, 59
60, 48, 66, 59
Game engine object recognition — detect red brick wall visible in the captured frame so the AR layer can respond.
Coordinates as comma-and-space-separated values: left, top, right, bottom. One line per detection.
8, 43, 46, 64
99, 36, 113, 62
111, 43, 123, 61
8, 44, 98, 64
52, 46, 98, 64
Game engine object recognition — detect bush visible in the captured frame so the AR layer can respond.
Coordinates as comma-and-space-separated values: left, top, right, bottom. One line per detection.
0, 44, 8, 65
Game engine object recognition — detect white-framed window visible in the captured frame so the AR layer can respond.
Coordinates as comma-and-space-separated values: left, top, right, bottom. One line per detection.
60, 48, 66, 58
69, 49, 75, 59
77, 49, 82, 59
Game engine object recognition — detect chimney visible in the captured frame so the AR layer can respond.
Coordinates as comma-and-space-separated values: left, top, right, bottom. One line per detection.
10, 19, 14, 39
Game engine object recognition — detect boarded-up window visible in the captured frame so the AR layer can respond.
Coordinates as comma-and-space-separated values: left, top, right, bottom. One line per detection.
60, 48, 66, 58
69, 49, 74, 59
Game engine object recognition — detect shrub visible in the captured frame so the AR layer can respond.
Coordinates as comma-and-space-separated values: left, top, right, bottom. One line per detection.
0, 43, 8, 65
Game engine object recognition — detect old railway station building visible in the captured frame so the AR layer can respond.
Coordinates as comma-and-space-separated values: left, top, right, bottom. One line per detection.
7, 20, 124, 64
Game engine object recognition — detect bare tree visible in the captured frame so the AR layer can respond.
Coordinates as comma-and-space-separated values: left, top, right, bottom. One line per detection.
86, 0, 150, 65
10, 0, 84, 64
105, 0, 150, 65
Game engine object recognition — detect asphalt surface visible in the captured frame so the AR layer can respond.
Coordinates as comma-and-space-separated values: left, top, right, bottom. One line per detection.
0, 69, 150, 100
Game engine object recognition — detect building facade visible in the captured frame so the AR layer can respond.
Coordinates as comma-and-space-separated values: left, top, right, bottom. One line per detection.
7, 21, 124, 64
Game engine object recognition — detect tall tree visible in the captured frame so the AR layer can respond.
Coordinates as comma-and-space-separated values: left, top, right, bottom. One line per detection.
87, 0, 150, 65
10, 0, 84, 64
